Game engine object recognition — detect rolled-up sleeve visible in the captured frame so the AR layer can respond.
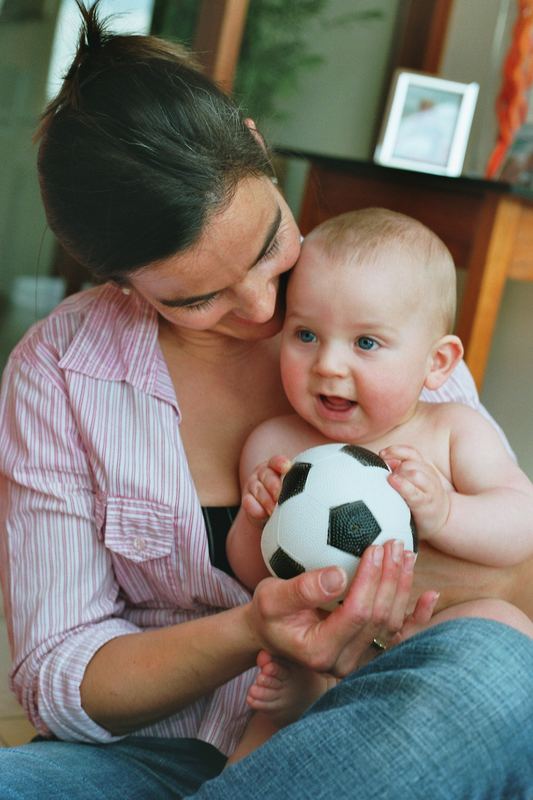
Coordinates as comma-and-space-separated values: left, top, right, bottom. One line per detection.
0, 352, 139, 742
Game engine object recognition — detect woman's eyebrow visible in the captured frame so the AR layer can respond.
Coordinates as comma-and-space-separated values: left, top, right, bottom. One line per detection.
253, 205, 282, 263
157, 205, 282, 308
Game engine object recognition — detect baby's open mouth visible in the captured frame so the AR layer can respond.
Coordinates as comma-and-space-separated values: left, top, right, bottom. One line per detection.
319, 395, 355, 412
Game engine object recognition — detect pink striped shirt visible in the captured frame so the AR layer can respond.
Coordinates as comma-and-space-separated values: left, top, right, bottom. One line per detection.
0, 283, 509, 752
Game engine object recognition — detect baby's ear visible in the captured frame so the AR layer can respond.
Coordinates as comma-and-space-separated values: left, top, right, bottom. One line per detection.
424, 335, 464, 390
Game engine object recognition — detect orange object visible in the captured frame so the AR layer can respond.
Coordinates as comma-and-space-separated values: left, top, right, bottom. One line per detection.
486, 0, 533, 178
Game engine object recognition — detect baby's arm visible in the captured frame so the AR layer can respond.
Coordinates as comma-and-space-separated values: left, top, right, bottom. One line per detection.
226, 422, 293, 591
381, 405, 533, 567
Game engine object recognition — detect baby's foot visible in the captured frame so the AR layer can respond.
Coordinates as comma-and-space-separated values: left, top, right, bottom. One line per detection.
246, 649, 330, 728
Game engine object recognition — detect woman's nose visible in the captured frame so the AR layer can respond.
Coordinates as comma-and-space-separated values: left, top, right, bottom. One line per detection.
234, 274, 277, 322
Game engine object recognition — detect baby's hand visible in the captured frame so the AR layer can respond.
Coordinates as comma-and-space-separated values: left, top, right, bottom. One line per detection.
242, 455, 292, 524
379, 445, 450, 541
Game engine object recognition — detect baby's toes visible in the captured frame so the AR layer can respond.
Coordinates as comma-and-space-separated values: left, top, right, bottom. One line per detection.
260, 658, 291, 682
247, 683, 279, 707
255, 671, 283, 690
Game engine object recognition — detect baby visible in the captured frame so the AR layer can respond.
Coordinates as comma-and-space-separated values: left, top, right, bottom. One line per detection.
225, 208, 533, 761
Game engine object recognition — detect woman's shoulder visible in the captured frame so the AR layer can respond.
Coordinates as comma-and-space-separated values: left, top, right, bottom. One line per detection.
8, 284, 154, 378
9, 284, 109, 363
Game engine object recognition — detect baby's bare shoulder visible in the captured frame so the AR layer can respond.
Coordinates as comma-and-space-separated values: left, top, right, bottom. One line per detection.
419, 400, 482, 426
242, 414, 323, 470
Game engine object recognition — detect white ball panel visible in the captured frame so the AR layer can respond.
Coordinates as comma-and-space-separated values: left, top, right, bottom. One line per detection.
278, 495, 360, 574
294, 443, 345, 464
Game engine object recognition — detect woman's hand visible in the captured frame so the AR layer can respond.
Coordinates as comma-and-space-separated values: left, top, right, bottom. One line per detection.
246, 539, 433, 678
380, 445, 451, 542
389, 589, 440, 647
241, 454, 292, 523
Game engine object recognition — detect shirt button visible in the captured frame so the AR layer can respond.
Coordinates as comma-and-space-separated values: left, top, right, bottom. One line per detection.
134, 537, 146, 552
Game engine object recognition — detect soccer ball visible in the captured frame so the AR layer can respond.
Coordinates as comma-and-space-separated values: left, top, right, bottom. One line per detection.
261, 443, 417, 599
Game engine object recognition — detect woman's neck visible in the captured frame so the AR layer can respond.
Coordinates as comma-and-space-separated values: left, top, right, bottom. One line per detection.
157, 319, 289, 506
158, 317, 276, 367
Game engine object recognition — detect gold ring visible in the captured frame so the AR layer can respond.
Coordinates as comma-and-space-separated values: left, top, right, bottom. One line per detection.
371, 637, 388, 652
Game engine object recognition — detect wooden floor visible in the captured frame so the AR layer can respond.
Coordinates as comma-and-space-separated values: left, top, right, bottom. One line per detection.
0, 617, 36, 747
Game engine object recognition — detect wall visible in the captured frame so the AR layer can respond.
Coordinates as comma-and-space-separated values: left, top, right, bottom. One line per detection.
0, 3, 59, 300
440, 0, 533, 477
262, 0, 402, 219
262, 0, 400, 161
441, 0, 514, 176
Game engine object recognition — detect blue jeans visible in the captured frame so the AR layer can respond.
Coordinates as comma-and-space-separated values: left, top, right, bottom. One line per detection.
1, 620, 532, 799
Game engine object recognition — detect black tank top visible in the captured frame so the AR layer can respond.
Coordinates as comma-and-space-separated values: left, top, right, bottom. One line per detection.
201, 505, 239, 578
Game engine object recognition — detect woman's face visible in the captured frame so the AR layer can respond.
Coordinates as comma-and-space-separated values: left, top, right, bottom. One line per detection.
128, 176, 301, 341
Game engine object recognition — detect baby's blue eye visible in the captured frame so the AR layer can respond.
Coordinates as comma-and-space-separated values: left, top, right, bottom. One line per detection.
297, 329, 317, 344
357, 336, 378, 351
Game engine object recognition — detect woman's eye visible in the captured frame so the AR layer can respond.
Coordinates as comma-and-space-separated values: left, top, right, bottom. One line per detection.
357, 336, 379, 351
297, 329, 317, 344
261, 236, 281, 262
183, 295, 218, 313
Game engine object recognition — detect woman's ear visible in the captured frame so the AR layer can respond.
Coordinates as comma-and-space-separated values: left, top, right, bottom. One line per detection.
424, 335, 464, 390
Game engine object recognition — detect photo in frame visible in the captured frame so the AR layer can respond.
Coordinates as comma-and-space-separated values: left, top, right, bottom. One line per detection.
374, 70, 479, 177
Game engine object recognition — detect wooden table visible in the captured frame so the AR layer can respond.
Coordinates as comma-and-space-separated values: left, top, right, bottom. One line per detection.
286, 152, 533, 390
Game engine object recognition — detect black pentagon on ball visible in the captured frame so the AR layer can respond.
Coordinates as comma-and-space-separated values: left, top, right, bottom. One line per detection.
328, 501, 381, 557
269, 547, 306, 579
341, 444, 388, 470
278, 462, 312, 506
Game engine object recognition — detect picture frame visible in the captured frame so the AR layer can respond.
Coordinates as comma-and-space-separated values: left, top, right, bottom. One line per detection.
374, 70, 479, 177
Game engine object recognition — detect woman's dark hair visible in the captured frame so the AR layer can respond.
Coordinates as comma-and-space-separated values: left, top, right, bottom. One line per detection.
35, 1, 274, 280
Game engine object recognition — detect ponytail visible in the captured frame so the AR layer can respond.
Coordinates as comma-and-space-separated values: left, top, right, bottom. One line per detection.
36, 2, 111, 133
36, 1, 273, 279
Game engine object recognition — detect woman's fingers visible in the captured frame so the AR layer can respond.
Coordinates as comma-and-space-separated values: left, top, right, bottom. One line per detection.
373, 545, 417, 635
253, 566, 346, 625
368, 540, 404, 625
325, 541, 415, 673
251, 567, 348, 672
251, 539, 420, 678
389, 590, 440, 647
318, 545, 390, 674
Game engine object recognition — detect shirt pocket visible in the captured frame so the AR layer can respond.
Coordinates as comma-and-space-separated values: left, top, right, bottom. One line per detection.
100, 496, 179, 605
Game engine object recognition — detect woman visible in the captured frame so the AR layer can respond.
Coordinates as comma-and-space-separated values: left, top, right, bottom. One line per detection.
0, 3, 532, 798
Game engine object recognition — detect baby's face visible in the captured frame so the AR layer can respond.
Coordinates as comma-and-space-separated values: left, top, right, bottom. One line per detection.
280, 238, 437, 444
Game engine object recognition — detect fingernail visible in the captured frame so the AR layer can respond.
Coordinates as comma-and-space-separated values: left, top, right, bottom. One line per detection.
403, 551, 417, 573
392, 540, 403, 564
372, 545, 384, 566
319, 568, 346, 595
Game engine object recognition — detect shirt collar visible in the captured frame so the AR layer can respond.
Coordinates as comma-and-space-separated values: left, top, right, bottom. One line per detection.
58, 284, 175, 404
